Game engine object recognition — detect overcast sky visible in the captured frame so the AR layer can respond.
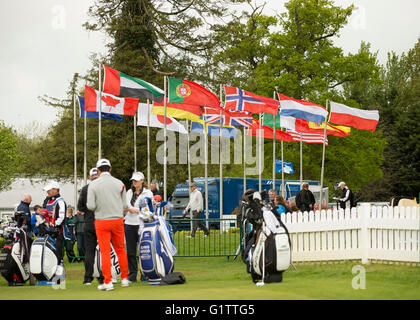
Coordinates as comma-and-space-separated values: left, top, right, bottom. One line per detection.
0, 0, 419, 132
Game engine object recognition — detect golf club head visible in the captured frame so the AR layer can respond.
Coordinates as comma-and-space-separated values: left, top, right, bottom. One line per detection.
256, 281, 265, 287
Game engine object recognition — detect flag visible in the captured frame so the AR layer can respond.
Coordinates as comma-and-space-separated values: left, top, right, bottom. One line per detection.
275, 159, 294, 174
329, 101, 379, 132
84, 85, 138, 116
203, 107, 253, 127
190, 118, 238, 138
278, 94, 328, 124
103, 66, 164, 102
152, 98, 202, 122
224, 86, 279, 115
137, 103, 187, 134
307, 121, 351, 137
262, 113, 310, 132
77, 96, 123, 122
286, 129, 328, 145
168, 77, 220, 108
247, 119, 293, 141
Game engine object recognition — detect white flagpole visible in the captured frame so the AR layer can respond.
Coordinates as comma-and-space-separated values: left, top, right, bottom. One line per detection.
204, 107, 209, 229
219, 85, 223, 234
73, 94, 77, 208
243, 126, 247, 194
147, 99, 151, 186
258, 113, 262, 193
186, 119, 193, 232
272, 91, 276, 191
300, 133, 303, 188
134, 111, 137, 172
319, 100, 329, 209
83, 100, 87, 186
98, 64, 102, 160
281, 133, 285, 198
163, 77, 167, 201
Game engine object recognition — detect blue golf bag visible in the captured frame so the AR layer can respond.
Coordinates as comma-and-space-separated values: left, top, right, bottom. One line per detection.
138, 198, 175, 285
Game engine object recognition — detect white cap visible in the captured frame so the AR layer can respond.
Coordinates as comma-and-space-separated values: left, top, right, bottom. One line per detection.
338, 181, 346, 187
43, 181, 60, 192
89, 167, 98, 176
96, 158, 111, 168
130, 172, 145, 181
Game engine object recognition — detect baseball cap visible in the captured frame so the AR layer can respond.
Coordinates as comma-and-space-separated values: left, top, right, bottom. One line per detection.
89, 167, 98, 176
43, 180, 60, 191
130, 172, 145, 181
96, 158, 111, 168
338, 181, 346, 187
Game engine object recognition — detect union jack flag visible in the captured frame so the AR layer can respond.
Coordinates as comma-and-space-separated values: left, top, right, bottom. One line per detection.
203, 107, 253, 127
224, 86, 279, 115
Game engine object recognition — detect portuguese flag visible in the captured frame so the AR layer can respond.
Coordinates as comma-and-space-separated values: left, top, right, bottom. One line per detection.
103, 65, 164, 103
168, 77, 220, 108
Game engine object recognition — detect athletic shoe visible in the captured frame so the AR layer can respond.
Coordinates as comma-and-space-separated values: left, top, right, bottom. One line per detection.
121, 278, 130, 287
83, 281, 92, 285
98, 282, 114, 291
112, 278, 117, 284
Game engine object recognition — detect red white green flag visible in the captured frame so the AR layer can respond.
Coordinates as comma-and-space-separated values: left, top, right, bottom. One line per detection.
84, 85, 138, 116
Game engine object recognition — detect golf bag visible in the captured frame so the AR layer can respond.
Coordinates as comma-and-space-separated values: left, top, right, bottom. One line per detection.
240, 190, 291, 283
138, 198, 175, 285
29, 210, 64, 282
0, 211, 32, 286
92, 243, 121, 281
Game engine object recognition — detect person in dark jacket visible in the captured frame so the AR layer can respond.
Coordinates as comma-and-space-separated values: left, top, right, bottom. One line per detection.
77, 167, 103, 285
334, 181, 356, 210
63, 207, 77, 263
73, 210, 85, 260
16, 194, 32, 237
295, 183, 316, 212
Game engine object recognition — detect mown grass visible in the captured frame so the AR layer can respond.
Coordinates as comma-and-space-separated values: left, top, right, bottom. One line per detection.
1, 257, 420, 300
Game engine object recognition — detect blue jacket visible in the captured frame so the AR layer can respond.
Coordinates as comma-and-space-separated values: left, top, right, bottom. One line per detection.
276, 205, 286, 216
17, 201, 31, 228
31, 213, 39, 235
63, 217, 75, 241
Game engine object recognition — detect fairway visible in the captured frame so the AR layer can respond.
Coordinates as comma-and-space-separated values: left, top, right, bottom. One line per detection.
1, 258, 420, 300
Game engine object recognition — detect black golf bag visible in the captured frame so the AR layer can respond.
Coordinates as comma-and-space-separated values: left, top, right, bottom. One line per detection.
0, 211, 32, 286
240, 190, 291, 283
29, 213, 64, 282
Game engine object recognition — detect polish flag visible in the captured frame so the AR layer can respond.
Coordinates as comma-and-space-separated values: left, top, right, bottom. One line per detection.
329, 101, 379, 132
84, 85, 138, 116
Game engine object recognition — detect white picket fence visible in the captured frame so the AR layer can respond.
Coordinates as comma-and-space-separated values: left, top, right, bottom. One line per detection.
281, 204, 420, 264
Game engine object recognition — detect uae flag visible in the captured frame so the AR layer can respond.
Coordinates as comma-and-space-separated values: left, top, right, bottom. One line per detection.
84, 85, 138, 116
137, 103, 187, 134
329, 101, 379, 132
168, 77, 220, 108
103, 66, 164, 103
152, 98, 202, 122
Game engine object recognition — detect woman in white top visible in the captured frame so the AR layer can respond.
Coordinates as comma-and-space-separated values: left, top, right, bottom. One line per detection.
124, 172, 153, 282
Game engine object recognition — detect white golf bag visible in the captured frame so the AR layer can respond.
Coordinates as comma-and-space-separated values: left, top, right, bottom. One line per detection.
92, 243, 121, 281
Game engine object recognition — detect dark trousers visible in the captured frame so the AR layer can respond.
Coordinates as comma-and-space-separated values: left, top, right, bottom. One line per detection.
83, 222, 103, 284
124, 224, 140, 282
64, 239, 76, 262
76, 232, 85, 259
191, 210, 209, 237
55, 233, 64, 264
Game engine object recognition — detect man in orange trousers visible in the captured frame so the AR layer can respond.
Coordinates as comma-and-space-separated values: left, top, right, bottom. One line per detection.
87, 158, 129, 291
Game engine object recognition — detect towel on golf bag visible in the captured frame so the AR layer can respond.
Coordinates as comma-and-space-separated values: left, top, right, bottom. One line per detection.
30, 235, 59, 281
248, 208, 291, 283
92, 244, 121, 280
0, 227, 31, 285
139, 219, 174, 283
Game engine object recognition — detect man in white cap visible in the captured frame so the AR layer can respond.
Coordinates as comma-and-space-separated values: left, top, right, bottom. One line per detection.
125, 171, 153, 282
333, 181, 356, 209
87, 159, 129, 291
42, 180, 66, 265
77, 167, 103, 285
183, 182, 209, 237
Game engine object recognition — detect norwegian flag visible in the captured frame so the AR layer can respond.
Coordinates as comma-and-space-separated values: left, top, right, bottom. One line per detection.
203, 107, 253, 127
224, 86, 279, 115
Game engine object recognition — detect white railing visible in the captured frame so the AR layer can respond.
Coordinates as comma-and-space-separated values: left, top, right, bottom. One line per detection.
281, 204, 420, 264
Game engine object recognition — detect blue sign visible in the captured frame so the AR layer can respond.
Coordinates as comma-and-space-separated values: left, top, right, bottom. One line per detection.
275, 159, 294, 174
